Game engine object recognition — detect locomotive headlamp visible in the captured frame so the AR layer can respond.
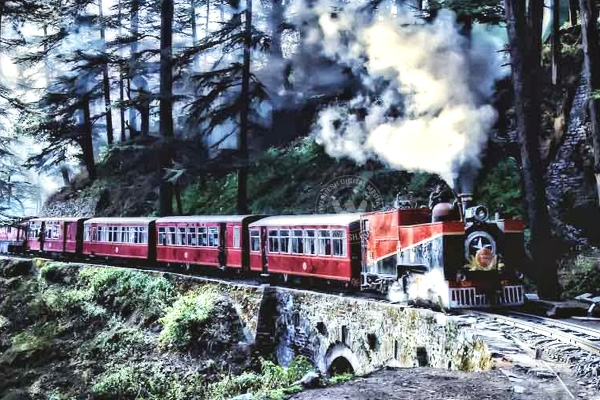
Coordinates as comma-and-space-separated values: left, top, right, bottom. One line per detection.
465, 205, 489, 223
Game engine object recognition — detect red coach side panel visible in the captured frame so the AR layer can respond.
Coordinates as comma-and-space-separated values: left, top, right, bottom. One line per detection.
155, 216, 264, 269
83, 218, 155, 260
248, 214, 361, 282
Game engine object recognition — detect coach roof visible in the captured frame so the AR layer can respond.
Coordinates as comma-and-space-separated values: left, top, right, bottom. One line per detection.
84, 217, 156, 225
155, 215, 257, 223
249, 213, 360, 227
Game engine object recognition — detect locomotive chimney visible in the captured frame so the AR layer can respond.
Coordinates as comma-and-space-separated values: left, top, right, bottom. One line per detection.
459, 193, 473, 218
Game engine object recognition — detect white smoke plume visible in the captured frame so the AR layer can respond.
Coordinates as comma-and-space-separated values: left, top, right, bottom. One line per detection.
388, 268, 450, 308
309, 1, 505, 185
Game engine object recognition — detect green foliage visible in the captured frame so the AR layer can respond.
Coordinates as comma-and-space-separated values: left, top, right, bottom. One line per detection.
474, 158, 523, 218
328, 373, 354, 385
82, 319, 147, 358
560, 251, 600, 299
42, 286, 106, 318
158, 288, 217, 349
427, 0, 504, 24
10, 322, 58, 353
206, 356, 314, 400
79, 267, 175, 321
91, 361, 204, 400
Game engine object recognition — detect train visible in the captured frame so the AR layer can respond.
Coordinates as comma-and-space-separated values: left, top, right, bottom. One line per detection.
0, 191, 525, 309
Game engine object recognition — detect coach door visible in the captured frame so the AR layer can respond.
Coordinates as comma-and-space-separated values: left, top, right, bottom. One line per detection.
260, 226, 268, 276
218, 223, 227, 269
39, 221, 46, 251
62, 221, 69, 253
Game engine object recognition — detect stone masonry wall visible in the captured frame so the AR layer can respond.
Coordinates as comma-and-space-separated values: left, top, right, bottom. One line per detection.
28, 258, 491, 376
269, 289, 491, 376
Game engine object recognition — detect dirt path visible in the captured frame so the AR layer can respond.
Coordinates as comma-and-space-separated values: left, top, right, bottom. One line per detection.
290, 367, 594, 400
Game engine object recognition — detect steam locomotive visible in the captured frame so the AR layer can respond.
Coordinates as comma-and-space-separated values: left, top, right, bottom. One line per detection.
0, 191, 524, 309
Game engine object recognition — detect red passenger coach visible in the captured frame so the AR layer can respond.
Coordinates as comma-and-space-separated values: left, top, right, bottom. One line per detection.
0, 223, 27, 253
27, 217, 87, 253
83, 218, 155, 260
155, 215, 263, 269
248, 214, 361, 282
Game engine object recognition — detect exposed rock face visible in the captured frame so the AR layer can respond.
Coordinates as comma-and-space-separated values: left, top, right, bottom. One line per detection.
41, 193, 97, 218
546, 73, 599, 245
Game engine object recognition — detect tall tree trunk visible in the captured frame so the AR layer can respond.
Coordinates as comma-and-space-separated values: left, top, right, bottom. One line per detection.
118, 0, 126, 141
191, 0, 199, 70
0, 0, 4, 82
552, 0, 561, 86
237, 0, 252, 215
580, 0, 600, 205
159, 0, 174, 216
140, 86, 150, 136
99, 0, 114, 145
60, 166, 70, 185
270, 0, 283, 58
81, 96, 97, 180
129, 0, 140, 137
504, 0, 559, 299
206, 0, 209, 33
570, 0, 579, 25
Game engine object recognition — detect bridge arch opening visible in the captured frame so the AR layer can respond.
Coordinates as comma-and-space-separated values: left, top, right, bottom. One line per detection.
329, 356, 355, 375
322, 343, 361, 376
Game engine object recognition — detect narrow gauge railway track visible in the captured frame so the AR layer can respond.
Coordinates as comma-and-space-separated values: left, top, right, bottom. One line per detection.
0, 254, 392, 303
475, 310, 600, 356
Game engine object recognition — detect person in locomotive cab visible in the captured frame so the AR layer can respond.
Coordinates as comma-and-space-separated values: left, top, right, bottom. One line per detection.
428, 184, 460, 222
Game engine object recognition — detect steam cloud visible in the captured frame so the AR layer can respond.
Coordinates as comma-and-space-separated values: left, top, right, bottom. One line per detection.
388, 269, 450, 308
308, 2, 505, 185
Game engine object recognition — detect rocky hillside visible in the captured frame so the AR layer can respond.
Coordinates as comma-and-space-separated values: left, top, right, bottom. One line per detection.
0, 257, 322, 400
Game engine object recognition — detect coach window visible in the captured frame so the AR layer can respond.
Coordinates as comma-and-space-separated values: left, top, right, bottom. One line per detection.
250, 229, 260, 252
317, 230, 332, 256
280, 229, 291, 253
120, 227, 128, 243
233, 226, 240, 248
332, 230, 346, 257
108, 227, 114, 242
268, 230, 279, 253
85, 226, 91, 241
188, 227, 197, 246
158, 227, 166, 245
208, 227, 219, 247
292, 230, 304, 254
178, 227, 187, 246
140, 227, 148, 244
198, 227, 208, 246
97, 226, 103, 242
167, 227, 176, 245
304, 230, 316, 255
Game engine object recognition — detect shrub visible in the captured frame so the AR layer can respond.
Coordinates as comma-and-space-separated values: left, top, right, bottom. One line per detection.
158, 288, 217, 349
328, 373, 354, 385
91, 362, 203, 400
78, 267, 175, 321
82, 319, 147, 358
560, 252, 600, 299
205, 356, 314, 400
10, 322, 58, 353
475, 158, 523, 219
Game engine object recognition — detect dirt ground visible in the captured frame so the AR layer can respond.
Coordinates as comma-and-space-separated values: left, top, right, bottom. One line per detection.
290, 367, 597, 400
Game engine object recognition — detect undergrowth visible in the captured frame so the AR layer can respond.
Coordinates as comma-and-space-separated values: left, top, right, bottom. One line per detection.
158, 287, 218, 349
205, 356, 313, 400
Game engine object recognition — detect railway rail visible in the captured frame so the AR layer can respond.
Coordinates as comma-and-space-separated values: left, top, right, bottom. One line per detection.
475, 310, 600, 356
